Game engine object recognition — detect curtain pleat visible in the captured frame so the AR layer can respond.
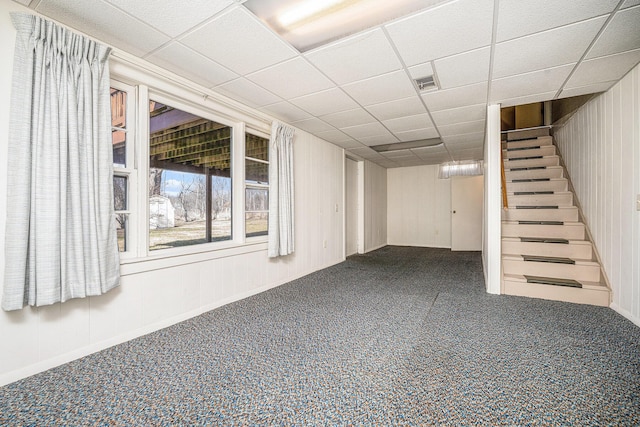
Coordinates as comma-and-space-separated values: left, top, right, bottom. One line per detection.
268, 121, 295, 258
2, 13, 120, 311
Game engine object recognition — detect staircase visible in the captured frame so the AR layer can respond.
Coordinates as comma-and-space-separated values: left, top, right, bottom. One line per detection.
500, 128, 610, 306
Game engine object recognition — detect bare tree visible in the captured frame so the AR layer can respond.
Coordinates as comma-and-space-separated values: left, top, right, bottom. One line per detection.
149, 168, 163, 196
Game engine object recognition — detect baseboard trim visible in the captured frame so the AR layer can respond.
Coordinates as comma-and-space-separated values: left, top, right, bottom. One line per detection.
610, 303, 640, 328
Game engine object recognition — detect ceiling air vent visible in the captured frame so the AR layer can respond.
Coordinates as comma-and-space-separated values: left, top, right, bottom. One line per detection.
414, 75, 438, 92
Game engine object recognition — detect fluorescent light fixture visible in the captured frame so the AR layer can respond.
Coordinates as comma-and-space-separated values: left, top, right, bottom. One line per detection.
371, 138, 442, 153
438, 161, 483, 179
244, 0, 450, 52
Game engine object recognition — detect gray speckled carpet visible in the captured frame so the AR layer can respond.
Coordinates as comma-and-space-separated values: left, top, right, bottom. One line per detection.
1, 246, 639, 426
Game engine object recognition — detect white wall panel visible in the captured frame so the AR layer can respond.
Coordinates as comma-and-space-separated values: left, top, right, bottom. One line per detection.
387, 165, 452, 248
555, 63, 640, 325
364, 161, 387, 252
0, 0, 345, 385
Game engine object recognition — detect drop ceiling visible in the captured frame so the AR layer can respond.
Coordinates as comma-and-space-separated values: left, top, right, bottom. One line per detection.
16, 0, 640, 168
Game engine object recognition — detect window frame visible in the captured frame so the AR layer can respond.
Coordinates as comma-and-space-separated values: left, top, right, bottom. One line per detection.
244, 130, 270, 241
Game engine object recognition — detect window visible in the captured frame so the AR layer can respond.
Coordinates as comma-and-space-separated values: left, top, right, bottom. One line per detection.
148, 100, 232, 250
245, 133, 269, 237
111, 84, 135, 252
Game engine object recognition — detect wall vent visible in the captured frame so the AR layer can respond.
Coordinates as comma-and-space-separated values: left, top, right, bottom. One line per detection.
414, 75, 438, 92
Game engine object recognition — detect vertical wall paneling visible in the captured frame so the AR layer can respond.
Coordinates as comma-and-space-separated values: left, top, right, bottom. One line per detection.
484, 104, 502, 295
0, 0, 346, 385
555, 64, 640, 326
345, 158, 359, 256
363, 160, 387, 252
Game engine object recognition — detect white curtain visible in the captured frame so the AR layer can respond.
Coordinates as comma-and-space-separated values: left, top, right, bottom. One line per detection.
2, 14, 120, 311
268, 121, 295, 258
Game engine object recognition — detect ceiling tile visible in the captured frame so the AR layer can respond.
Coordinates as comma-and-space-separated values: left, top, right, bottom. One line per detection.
342, 70, 417, 106
431, 103, 486, 126
411, 146, 448, 157
422, 82, 488, 111
320, 108, 376, 128
490, 64, 574, 102
146, 42, 237, 88
587, 5, 640, 59
348, 146, 379, 158
13, 0, 31, 5
394, 127, 440, 142
385, 0, 494, 66
105, 0, 234, 37
559, 81, 616, 99
341, 122, 393, 139
434, 47, 490, 89
407, 62, 435, 79
180, 8, 296, 75
567, 49, 640, 88
493, 16, 606, 79
451, 148, 483, 161
438, 119, 485, 136
289, 88, 359, 116
359, 134, 400, 147
305, 28, 403, 85
331, 139, 365, 149
381, 149, 413, 158
316, 129, 358, 144
443, 132, 485, 145
246, 57, 334, 100
215, 78, 281, 108
382, 113, 434, 133
36, 0, 170, 56
260, 102, 311, 122
623, 0, 640, 8
498, 91, 559, 108
366, 97, 427, 121
290, 118, 335, 134
445, 140, 484, 150
496, 0, 618, 42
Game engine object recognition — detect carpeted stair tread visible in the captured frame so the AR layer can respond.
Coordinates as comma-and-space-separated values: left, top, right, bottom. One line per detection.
524, 275, 583, 288
520, 237, 570, 244
522, 255, 575, 264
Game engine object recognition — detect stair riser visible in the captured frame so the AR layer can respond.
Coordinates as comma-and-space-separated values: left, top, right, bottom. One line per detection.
505, 167, 564, 180
507, 193, 573, 206
505, 156, 560, 169
503, 136, 553, 150
503, 280, 609, 307
502, 223, 585, 240
502, 208, 578, 222
502, 240, 593, 260
503, 259, 600, 282
506, 180, 568, 193
506, 129, 550, 141
504, 146, 556, 158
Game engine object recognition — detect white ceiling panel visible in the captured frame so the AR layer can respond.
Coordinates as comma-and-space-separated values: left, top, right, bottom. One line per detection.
316, 129, 358, 144
385, 0, 494, 66
290, 118, 335, 134
451, 148, 483, 161
623, 0, 640, 8
496, 0, 618, 42
445, 140, 484, 151
394, 127, 440, 142
215, 78, 282, 108
260, 102, 311, 122
407, 62, 435, 80
146, 42, 237, 88
305, 28, 403, 85
341, 122, 393, 139
382, 113, 434, 133
348, 146, 379, 158
493, 17, 606, 79
443, 132, 485, 146
246, 57, 334, 99
422, 82, 488, 112
320, 108, 376, 129
411, 146, 448, 157
438, 119, 485, 137
498, 91, 559, 108
105, 0, 234, 37
431, 103, 486, 126
559, 81, 617, 99
491, 64, 574, 102
434, 47, 490, 89
13, 0, 31, 5
36, 0, 170, 56
366, 97, 427, 121
342, 70, 417, 106
332, 139, 365, 149
290, 88, 359, 117
381, 149, 413, 158
180, 8, 296, 75
587, 5, 640, 59
359, 133, 400, 146
567, 49, 640, 88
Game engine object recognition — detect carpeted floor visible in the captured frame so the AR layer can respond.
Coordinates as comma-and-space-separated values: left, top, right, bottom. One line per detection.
1, 246, 639, 426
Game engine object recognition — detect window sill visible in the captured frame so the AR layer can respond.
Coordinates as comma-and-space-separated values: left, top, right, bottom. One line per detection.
120, 239, 268, 276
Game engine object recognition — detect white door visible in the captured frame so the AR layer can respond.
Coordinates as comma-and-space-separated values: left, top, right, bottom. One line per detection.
451, 175, 484, 251
345, 158, 358, 256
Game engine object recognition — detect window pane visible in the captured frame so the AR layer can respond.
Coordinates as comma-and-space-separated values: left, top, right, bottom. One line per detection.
212, 175, 232, 242
246, 212, 268, 237
246, 133, 268, 161
113, 176, 127, 211
112, 130, 126, 168
245, 188, 268, 238
149, 100, 232, 250
115, 213, 127, 252
245, 187, 268, 211
246, 159, 268, 184
110, 88, 126, 128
